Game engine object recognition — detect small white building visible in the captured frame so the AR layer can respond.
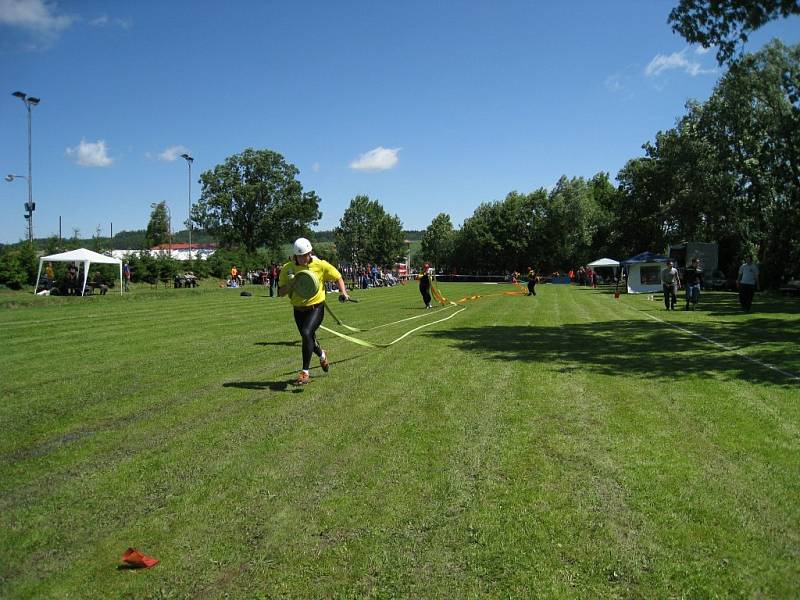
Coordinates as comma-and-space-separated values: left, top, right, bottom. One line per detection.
623, 252, 669, 294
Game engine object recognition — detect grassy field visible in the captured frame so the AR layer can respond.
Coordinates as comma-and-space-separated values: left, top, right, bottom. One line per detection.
1, 281, 798, 598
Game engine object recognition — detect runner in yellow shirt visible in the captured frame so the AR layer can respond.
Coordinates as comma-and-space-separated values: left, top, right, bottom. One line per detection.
278, 237, 350, 385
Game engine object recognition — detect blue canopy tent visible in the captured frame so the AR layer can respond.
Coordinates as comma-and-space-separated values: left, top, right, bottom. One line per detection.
622, 252, 669, 294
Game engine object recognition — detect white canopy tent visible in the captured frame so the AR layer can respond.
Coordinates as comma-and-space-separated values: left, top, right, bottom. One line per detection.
587, 258, 620, 268
587, 258, 620, 284
36, 248, 123, 296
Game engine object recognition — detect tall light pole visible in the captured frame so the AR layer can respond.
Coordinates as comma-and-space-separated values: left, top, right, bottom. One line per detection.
11, 91, 40, 244
180, 153, 194, 260
5, 173, 28, 239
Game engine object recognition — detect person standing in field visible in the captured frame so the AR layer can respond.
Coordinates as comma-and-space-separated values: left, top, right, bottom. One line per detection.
684, 257, 704, 310
419, 263, 432, 308
67, 262, 79, 295
661, 260, 680, 310
122, 262, 131, 292
269, 263, 279, 297
278, 237, 350, 386
526, 267, 537, 296
230, 264, 239, 287
737, 256, 759, 311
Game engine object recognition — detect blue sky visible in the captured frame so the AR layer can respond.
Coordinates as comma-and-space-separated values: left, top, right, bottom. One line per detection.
1, 0, 798, 244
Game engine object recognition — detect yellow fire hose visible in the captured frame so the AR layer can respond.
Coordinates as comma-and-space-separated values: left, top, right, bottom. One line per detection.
319, 279, 529, 349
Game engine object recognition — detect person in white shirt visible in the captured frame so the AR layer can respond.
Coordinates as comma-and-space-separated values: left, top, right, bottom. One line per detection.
737, 256, 759, 311
660, 260, 681, 310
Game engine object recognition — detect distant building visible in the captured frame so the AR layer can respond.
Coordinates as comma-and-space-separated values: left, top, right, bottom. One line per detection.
150, 242, 217, 261
111, 242, 217, 261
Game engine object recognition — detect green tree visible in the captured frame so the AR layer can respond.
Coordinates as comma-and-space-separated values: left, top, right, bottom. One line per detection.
420, 213, 455, 269
193, 148, 321, 254
43, 235, 63, 256
334, 195, 377, 265
669, 0, 800, 64
537, 177, 600, 271
0, 242, 38, 288
372, 213, 406, 266
608, 41, 799, 283
311, 242, 340, 265
146, 202, 171, 249
112, 230, 148, 250
334, 195, 406, 267
614, 158, 670, 259
91, 225, 108, 253
698, 40, 800, 283
587, 172, 625, 260
450, 189, 551, 274
614, 106, 738, 254
451, 203, 503, 274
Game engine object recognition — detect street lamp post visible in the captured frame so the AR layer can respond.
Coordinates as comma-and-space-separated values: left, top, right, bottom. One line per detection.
180, 153, 194, 260
4, 174, 31, 240
11, 91, 40, 244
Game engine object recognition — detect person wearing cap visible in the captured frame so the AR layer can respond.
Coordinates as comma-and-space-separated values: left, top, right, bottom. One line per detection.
278, 237, 350, 385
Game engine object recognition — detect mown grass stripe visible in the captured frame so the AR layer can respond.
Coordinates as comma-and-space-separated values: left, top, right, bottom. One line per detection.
1, 283, 798, 597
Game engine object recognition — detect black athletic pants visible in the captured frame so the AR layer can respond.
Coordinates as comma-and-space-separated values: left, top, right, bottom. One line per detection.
739, 284, 755, 311
420, 285, 431, 307
527, 280, 536, 296
663, 284, 677, 309
293, 304, 325, 370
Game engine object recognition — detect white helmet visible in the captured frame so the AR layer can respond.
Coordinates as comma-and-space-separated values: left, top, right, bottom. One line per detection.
293, 237, 313, 255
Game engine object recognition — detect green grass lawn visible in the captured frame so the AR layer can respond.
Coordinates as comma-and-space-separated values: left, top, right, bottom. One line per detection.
1, 282, 798, 598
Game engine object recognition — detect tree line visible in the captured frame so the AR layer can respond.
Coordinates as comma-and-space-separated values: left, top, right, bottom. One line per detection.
2, 4, 797, 290
426, 39, 799, 286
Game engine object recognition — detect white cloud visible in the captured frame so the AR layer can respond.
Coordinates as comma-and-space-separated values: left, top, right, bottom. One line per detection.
645, 48, 714, 77
66, 139, 113, 167
312, 162, 320, 173
695, 45, 711, 55
88, 13, 131, 29
604, 73, 623, 93
158, 145, 190, 161
349, 146, 401, 172
0, 0, 74, 33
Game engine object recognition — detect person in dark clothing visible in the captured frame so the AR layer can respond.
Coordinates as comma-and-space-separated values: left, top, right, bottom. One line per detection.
527, 267, 537, 296
684, 257, 704, 310
419, 264, 432, 308
269, 263, 279, 297
67, 263, 79, 296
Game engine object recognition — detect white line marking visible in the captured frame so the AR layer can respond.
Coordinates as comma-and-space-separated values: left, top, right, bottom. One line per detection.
628, 303, 800, 382
367, 304, 457, 331
386, 306, 467, 345
320, 306, 468, 348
